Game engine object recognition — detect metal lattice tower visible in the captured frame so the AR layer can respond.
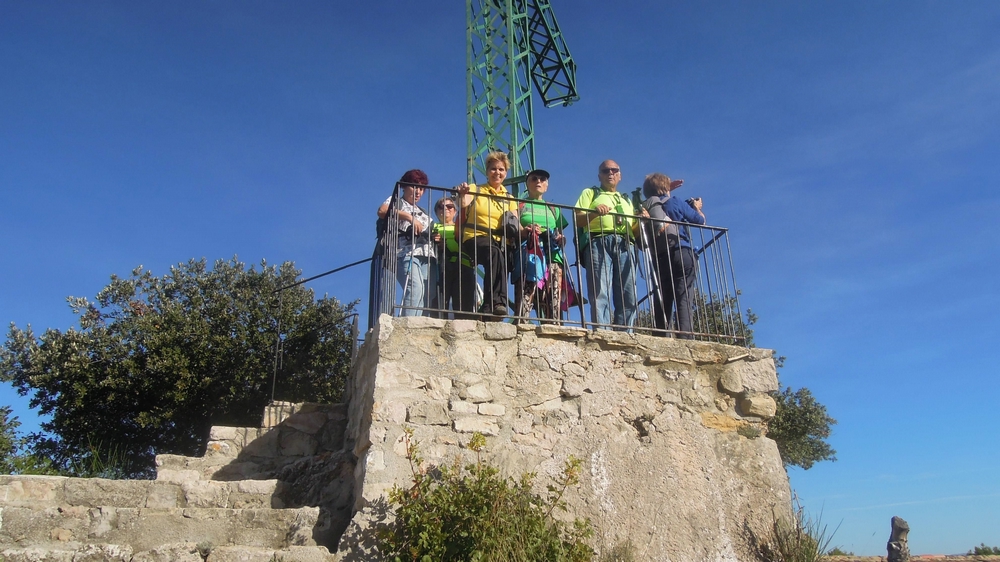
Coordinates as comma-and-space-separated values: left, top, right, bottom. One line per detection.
466, 0, 579, 192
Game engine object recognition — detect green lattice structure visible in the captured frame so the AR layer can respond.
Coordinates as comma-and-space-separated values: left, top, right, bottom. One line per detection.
466, 0, 579, 193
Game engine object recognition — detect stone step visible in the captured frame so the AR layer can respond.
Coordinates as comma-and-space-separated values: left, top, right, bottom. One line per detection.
0, 543, 336, 562
0, 475, 284, 509
0, 505, 323, 552
156, 453, 268, 483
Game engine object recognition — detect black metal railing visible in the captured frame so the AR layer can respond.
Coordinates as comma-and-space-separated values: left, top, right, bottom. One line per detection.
370, 182, 751, 345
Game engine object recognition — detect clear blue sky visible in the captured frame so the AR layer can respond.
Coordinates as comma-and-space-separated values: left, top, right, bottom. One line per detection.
2, 1, 998, 555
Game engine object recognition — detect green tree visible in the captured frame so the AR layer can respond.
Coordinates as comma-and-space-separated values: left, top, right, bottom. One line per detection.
767, 384, 837, 470
0, 405, 25, 473
969, 544, 1000, 555
1, 258, 356, 478
0, 406, 61, 475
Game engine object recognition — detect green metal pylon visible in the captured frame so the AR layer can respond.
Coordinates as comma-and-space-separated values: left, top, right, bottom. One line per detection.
466, 0, 579, 194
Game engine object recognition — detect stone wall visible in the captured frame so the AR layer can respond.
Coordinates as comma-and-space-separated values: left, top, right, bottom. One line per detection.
337, 315, 793, 562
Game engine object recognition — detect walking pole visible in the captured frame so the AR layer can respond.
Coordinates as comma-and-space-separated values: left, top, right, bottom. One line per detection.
632, 189, 666, 332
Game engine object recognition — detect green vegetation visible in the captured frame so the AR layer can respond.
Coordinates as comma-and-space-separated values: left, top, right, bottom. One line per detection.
381, 429, 594, 562
1, 258, 356, 478
826, 546, 854, 556
969, 543, 1000, 555
750, 500, 837, 562
597, 540, 637, 562
767, 385, 837, 470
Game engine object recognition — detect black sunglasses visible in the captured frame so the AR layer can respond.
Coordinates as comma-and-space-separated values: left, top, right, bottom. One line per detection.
600, 167, 620, 174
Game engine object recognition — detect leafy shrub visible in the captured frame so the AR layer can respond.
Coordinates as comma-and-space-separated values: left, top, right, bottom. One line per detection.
767, 387, 837, 470
826, 546, 854, 556
381, 429, 594, 562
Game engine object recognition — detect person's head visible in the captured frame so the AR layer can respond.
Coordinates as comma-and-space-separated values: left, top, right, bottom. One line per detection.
484, 151, 510, 188
398, 169, 428, 204
642, 173, 672, 198
434, 196, 457, 225
598, 160, 621, 190
526, 169, 550, 199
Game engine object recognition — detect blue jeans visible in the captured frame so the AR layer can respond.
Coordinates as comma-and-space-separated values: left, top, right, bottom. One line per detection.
583, 235, 637, 329
396, 254, 435, 317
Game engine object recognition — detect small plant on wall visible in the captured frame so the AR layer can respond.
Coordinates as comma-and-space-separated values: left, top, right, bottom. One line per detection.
380, 428, 594, 561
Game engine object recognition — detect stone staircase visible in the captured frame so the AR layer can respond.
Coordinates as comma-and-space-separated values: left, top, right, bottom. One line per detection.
0, 402, 357, 561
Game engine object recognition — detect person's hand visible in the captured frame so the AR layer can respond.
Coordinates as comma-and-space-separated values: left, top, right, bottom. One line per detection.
411, 219, 425, 235
690, 197, 703, 212
638, 208, 649, 218
554, 232, 566, 247
455, 182, 470, 197
670, 179, 684, 190
432, 232, 442, 243
595, 204, 611, 216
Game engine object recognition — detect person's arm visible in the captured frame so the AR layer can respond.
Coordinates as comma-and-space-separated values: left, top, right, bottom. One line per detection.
378, 199, 423, 233
455, 182, 475, 209
574, 189, 609, 226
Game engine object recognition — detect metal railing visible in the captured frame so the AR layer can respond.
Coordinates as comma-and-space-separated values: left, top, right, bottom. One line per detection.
370, 182, 750, 345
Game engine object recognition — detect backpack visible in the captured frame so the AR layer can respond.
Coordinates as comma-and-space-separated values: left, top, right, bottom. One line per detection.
644, 195, 680, 253
512, 230, 547, 287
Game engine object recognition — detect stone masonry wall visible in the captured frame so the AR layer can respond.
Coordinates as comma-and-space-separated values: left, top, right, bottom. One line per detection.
337, 315, 793, 562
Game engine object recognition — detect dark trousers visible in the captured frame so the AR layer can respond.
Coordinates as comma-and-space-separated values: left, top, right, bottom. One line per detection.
651, 246, 697, 338
459, 236, 509, 316
433, 260, 461, 318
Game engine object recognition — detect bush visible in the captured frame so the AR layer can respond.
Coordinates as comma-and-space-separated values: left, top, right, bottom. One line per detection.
969, 543, 1000, 555
826, 546, 854, 556
381, 429, 594, 562
767, 387, 837, 470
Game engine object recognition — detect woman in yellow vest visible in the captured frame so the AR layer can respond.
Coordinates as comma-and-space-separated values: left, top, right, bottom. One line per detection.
454, 151, 520, 319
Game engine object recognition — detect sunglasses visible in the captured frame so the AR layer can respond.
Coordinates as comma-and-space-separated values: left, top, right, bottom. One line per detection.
436, 204, 456, 211
600, 167, 620, 174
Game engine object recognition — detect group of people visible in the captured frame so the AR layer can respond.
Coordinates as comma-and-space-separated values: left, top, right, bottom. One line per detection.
377, 154, 706, 337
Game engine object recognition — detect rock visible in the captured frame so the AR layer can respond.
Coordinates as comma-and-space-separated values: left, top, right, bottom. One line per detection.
406, 402, 451, 425
718, 370, 743, 394
453, 417, 500, 436
478, 403, 506, 416
484, 322, 517, 340
887, 516, 910, 562
737, 392, 777, 419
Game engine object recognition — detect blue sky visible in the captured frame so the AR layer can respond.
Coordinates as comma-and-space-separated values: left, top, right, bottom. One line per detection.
2, 1, 999, 555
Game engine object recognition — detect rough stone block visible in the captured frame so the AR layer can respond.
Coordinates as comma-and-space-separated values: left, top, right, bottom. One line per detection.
0, 475, 64, 505
463, 383, 494, 403
394, 316, 447, 330
718, 370, 743, 394
729, 358, 779, 393
0, 548, 78, 562
63, 479, 150, 508
478, 403, 506, 416
449, 400, 478, 415
145, 482, 184, 508
536, 325, 588, 339
484, 322, 517, 340
738, 392, 777, 419
278, 429, 319, 457
407, 402, 451, 425
560, 378, 584, 398
453, 417, 500, 436
284, 411, 329, 435
240, 428, 280, 459
132, 543, 204, 562
426, 376, 453, 401
516, 379, 562, 407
